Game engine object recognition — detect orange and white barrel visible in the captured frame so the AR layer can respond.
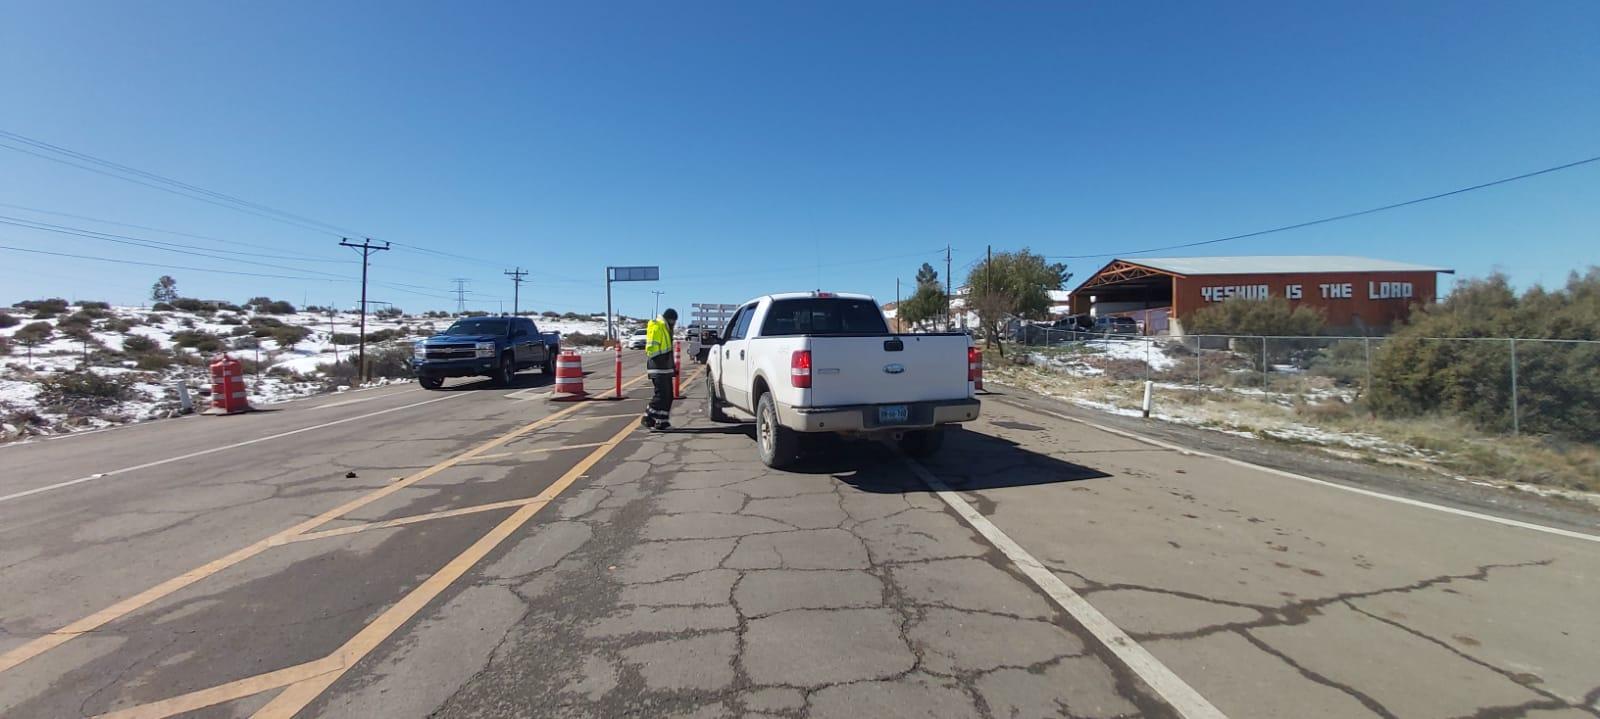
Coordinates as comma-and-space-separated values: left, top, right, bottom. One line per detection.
552, 350, 587, 400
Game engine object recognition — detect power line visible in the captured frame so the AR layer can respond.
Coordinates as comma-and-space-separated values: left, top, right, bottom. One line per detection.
0, 129, 363, 237
0, 243, 348, 282
0, 202, 352, 263
1048, 153, 1600, 260
0, 216, 357, 279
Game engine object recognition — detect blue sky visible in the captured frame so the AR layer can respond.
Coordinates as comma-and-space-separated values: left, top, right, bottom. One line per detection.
2, 1, 1597, 316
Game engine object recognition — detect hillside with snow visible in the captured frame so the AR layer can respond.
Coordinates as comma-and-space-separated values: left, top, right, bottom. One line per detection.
0, 300, 620, 442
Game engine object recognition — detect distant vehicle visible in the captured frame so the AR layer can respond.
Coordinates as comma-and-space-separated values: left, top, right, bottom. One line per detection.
413, 316, 560, 389
1092, 315, 1140, 336
627, 327, 649, 349
704, 291, 980, 468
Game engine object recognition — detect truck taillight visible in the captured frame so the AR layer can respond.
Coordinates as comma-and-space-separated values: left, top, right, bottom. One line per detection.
968, 346, 982, 382
791, 350, 812, 388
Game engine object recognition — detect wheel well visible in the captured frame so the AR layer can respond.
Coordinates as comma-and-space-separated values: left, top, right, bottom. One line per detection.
751, 376, 770, 403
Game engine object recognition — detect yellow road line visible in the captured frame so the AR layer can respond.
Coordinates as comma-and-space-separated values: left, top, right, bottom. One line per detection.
276, 496, 552, 546
251, 417, 646, 719
94, 657, 340, 719
465, 440, 611, 463
0, 371, 650, 676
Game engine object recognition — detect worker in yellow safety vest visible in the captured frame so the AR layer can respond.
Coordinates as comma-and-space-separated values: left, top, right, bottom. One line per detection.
641, 308, 678, 430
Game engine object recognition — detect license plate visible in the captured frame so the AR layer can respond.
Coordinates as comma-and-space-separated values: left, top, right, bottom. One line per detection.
878, 405, 909, 424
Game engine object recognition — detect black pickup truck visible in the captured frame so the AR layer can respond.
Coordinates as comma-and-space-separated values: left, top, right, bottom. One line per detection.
412, 316, 561, 389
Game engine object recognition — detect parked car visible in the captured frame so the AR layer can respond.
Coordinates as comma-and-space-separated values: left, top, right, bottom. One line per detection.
704, 291, 981, 468
413, 316, 560, 389
1092, 315, 1140, 336
626, 327, 649, 349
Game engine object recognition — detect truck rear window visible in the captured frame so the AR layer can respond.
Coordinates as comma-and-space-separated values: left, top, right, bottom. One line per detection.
760, 298, 889, 336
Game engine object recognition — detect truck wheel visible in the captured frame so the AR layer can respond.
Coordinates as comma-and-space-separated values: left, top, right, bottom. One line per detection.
419, 376, 444, 390
899, 427, 946, 458
542, 352, 557, 375
756, 392, 800, 469
706, 373, 734, 423
495, 353, 515, 386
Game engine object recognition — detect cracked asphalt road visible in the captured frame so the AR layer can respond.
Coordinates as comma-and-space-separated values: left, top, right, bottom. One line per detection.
0, 351, 1596, 718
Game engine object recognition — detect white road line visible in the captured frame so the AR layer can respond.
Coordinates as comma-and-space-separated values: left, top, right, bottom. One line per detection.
994, 397, 1600, 544
0, 393, 466, 505
310, 389, 420, 410
904, 458, 1228, 719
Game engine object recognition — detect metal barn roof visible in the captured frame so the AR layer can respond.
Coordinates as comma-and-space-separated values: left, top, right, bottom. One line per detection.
1121, 256, 1452, 276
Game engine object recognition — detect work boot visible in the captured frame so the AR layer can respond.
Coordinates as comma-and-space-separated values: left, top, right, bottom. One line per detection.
652, 421, 672, 432
640, 416, 656, 429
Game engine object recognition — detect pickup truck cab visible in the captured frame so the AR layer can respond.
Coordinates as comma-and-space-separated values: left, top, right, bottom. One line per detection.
413, 316, 561, 389
705, 292, 981, 467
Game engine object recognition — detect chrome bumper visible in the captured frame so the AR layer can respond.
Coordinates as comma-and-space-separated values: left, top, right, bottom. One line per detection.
776, 398, 981, 433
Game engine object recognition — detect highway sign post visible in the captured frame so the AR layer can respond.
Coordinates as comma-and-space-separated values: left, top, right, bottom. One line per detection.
605, 265, 660, 340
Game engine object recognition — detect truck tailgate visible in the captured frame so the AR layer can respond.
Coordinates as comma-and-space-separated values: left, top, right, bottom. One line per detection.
806, 334, 970, 407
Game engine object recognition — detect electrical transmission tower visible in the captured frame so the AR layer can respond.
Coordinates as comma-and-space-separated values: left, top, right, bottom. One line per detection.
452, 279, 470, 314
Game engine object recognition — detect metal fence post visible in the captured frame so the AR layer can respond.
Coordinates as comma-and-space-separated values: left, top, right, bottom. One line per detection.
1363, 336, 1372, 399
1509, 337, 1519, 436
1261, 336, 1268, 392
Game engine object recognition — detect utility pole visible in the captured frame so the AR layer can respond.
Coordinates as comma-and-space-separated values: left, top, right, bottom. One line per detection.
651, 290, 665, 317
451, 279, 470, 315
895, 278, 901, 332
340, 237, 390, 383
985, 244, 992, 337
504, 267, 527, 316
944, 245, 952, 331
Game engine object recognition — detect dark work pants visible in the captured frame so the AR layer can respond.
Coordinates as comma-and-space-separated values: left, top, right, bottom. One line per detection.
646, 371, 674, 425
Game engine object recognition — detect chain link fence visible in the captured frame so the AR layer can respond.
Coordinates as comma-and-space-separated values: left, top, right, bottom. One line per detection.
1015, 327, 1600, 440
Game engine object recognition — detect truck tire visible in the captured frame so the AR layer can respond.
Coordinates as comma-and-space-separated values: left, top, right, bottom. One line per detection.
899, 427, 945, 458
541, 350, 557, 375
706, 372, 734, 423
419, 376, 444, 390
756, 392, 800, 469
494, 353, 515, 386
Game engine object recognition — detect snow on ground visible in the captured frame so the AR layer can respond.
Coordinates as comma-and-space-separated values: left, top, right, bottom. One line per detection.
1, 302, 620, 442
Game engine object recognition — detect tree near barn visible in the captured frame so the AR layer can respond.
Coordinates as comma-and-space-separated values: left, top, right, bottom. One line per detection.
965, 249, 1069, 355
150, 275, 179, 303
1184, 296, 1325, 336
898, 263, 945, 329
1371, 269, 1600, 441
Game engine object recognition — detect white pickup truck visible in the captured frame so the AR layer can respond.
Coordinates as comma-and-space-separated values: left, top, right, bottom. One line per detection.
704, 292, 981, 467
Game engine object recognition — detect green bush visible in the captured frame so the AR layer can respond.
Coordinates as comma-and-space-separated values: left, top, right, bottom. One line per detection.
171, 298, 211, 312
16, 298, 69, 314
232, 335, 261, 349
77, 303, 112, 318
561, 312, 582, 320
172, 330, 225, 353
563, 332, 605, 347
318, 345, 412, 386
1371, 270, 1600, 441
0, 312, 16, 328
135, 353, 175, 370
230, 326, 252, 337
330, 332, 361, 345
1184, 296, 1325, 336
218, 314, 244, 325
270, 325, 311, 348
151, 302, 175, 311
122, 334, 159, 353
0, 336, 10, 356
540, 311, 560, 318
40, 370, 129, 402
101, 317, 137, 333
246, 297, 296, 314
58, 311, 95, 329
